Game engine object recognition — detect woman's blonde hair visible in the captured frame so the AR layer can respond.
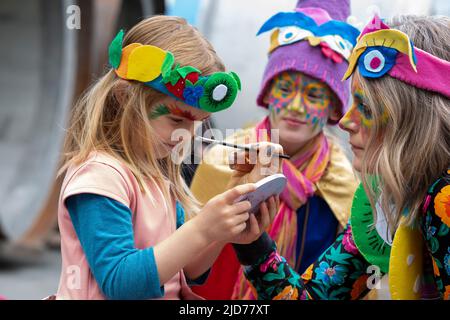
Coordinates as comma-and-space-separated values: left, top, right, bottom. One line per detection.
356, 15, 450, 232
60, 16, 225, 216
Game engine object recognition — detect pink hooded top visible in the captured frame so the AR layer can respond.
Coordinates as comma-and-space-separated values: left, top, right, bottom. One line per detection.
55, 152, 202, 300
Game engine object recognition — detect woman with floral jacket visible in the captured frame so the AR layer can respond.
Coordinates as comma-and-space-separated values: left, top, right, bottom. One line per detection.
232, 14, 450, 300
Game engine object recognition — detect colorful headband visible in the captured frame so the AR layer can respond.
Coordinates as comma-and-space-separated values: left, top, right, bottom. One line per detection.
108, 30, 242, 112
343, 15, 450, 99
257, 10, 360, 63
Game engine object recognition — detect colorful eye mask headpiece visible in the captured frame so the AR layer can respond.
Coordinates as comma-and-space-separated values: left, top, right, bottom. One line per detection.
108, 30, 242, 112
343, 15, 450, 99
257, 9, 360, 63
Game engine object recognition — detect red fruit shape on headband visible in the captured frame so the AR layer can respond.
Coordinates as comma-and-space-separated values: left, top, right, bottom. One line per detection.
165, 72, 200, 99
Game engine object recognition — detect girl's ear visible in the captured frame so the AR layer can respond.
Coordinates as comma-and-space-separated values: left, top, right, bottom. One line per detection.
329, 103, 341, 122
262, 79, 275, 106
262, 90, 271, 106
328, 93, 341, 122
113, 80, 130, 105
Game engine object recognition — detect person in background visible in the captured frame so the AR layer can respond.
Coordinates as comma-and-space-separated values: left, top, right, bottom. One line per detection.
190, 0, 360, 299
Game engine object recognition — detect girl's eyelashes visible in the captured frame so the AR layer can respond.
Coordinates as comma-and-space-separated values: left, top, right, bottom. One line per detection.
280, 87, 291, 94
307, 92, 322, 100
276, 81, 293, 93
169, 114, 210, 123
169, 116, 184, 124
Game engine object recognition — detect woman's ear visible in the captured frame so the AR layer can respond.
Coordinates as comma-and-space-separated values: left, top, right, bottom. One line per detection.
113, 80, 130, 105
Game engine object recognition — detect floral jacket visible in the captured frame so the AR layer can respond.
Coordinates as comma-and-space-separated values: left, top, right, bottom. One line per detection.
234, 169, 450, 300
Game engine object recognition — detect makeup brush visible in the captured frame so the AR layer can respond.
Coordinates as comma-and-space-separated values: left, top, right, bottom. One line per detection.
195, 136, 290, 159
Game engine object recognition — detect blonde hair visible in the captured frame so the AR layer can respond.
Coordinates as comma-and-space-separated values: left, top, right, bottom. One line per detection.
60, 16, 225, 216
356, 15, 450, 231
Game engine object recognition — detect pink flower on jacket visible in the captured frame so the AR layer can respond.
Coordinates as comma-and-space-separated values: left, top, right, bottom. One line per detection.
342, 226, 359, 255
260, 251, 282, 273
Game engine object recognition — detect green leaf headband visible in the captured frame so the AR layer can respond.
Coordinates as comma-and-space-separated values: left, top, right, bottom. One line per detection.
108, 30, 242, 112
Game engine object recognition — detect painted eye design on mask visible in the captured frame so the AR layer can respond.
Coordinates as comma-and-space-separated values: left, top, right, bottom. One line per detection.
364, 50, 385, 73
278, 26, 313, 46
357, 46, 398, 78
335, 36, 353, 57
318, 35, 354, 60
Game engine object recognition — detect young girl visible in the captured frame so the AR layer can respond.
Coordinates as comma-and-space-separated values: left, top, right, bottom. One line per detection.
231, 14, 450, 300
54, 16, 279, 300
190, 0, 360, 299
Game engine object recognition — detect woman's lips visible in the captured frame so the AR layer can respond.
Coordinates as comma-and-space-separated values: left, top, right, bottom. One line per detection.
350, 143, 364, 152
282, 117, 307, 127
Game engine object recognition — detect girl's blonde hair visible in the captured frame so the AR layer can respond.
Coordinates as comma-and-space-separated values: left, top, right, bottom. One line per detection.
357, 15, 450, 232
60, 16, 225, 216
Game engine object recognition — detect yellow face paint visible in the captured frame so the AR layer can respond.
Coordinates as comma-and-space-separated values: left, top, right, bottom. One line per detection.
268, 71, 333, 130
342, 82, 389, 134
354, 89, 374, 129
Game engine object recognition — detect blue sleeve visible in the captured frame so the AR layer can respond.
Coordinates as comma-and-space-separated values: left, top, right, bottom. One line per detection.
66, 193, 164, 300
175, 201, 210, 286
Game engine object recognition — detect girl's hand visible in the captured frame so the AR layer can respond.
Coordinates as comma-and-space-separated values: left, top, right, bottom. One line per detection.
231, 195, 279, 245
228, 142, 284, 188
193, 183, 256, 243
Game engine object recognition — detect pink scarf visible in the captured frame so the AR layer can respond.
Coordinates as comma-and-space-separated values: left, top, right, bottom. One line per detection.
232, 116, 331, 299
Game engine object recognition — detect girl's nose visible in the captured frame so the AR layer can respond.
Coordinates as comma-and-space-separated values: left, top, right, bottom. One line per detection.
287, 92, 305, 114
339, 107, 359, 133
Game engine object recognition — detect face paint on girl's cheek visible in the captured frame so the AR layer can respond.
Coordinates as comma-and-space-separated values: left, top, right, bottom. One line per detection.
269, 104, 279, 122
268, 95, 289, 115
353, 89, 382, 136
267, 72, 332, 130
358, 106, 373, 133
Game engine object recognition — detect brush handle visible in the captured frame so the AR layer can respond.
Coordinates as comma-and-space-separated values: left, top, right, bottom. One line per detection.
196, 136, 290, 159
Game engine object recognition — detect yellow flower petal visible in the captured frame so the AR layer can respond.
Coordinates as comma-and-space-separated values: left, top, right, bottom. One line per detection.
274, 285, 298, 300
302, 264, 314, 282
